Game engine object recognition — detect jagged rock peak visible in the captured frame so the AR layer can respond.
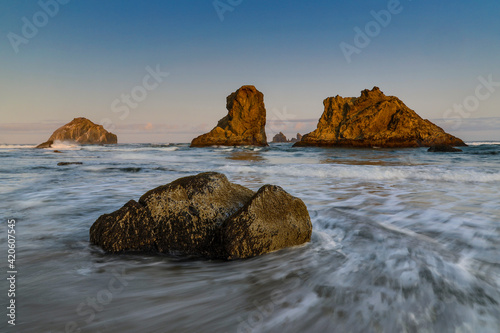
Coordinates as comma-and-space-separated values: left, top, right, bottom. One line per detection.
190, 85, 268, 147
294, 87, 466, 148
36, 117, 117, 148
272, 132, 288, 143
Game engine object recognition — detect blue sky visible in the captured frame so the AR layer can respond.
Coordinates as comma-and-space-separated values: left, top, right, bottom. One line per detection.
1, 0, 499, 143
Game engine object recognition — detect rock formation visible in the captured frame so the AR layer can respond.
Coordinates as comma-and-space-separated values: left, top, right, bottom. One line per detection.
190, 86, 268, 147
290, 133, 302, 143
293, 87, 466, 148
221, 185, 312, 259
272, 132, 288, 143
57, 162, 83, 166
90, 172, 312, 259
272, 132, 302, 143
36, 117, 117, 148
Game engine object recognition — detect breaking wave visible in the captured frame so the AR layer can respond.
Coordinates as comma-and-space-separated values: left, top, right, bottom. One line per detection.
220, 164, 500, 183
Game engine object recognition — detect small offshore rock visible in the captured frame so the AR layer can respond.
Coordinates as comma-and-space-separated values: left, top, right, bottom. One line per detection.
36, 140, 53, 149
272, 132, 288, 143
290, 133, 302, 143
57, 162, 83, 166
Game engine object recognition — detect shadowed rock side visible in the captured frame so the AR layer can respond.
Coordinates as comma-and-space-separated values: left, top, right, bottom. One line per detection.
293, 87, 466, 148
222, 185, 312, 259
36, 117, 117, 148
190, 85, 268, 147
90, 172, 312, 259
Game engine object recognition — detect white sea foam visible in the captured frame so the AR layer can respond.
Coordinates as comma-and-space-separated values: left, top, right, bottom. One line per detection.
219, 164, 500, 183
162, 146, 179, 151
47, 141, 81, 150
3, 143, 499, 333
0, 144, 36, 149
466, 141, 500, 146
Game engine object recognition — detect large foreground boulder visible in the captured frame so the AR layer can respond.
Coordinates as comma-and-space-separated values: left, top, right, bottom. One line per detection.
190, 85, 268, 147
90, 172, 312, 259
293, 87, 466, 148
36, 117, 117, 148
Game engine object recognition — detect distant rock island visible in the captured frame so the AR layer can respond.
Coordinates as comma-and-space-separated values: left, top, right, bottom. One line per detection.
272, 132, 287, 143
291, 133, 302, 143
36, 117, 117, 148
271, 132, 302, 143
190, 85, 268, 147
293, 87, 466, 148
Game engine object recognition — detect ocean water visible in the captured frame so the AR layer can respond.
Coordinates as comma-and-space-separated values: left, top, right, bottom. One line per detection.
1, 142, 499, 333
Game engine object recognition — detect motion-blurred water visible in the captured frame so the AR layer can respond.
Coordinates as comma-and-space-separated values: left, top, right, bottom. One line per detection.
1, 142, 499, 332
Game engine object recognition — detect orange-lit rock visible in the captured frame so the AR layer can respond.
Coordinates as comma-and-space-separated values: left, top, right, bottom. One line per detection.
191, 85, 268, 147
294, 87, 466, 148
36, 117, 117, 148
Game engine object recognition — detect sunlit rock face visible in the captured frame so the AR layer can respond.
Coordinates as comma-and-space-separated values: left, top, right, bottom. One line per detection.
294, 87, 466, 148
36, 117, 117, 148
191, 85, 268, 147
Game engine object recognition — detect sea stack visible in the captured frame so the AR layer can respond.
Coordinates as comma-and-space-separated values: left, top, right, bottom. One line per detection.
190, 85, 268, 147
294, 87, 466, 148
36, 117, 117, 148
272, 132, 288, 143
290, 133, 302, 143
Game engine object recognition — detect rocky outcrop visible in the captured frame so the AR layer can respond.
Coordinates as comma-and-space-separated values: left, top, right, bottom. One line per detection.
293, 87, 466, 148
190, 86, 268, 147
272, 132, 288, 143
90, 172, 312, 259
36, 141, 54, 148
36, 118, 117, 148
428, 145, 462, 152
57, 162, 83, 166
290, 133, 302, 143
221, 185, 312, 259
272, 132, 303, 143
